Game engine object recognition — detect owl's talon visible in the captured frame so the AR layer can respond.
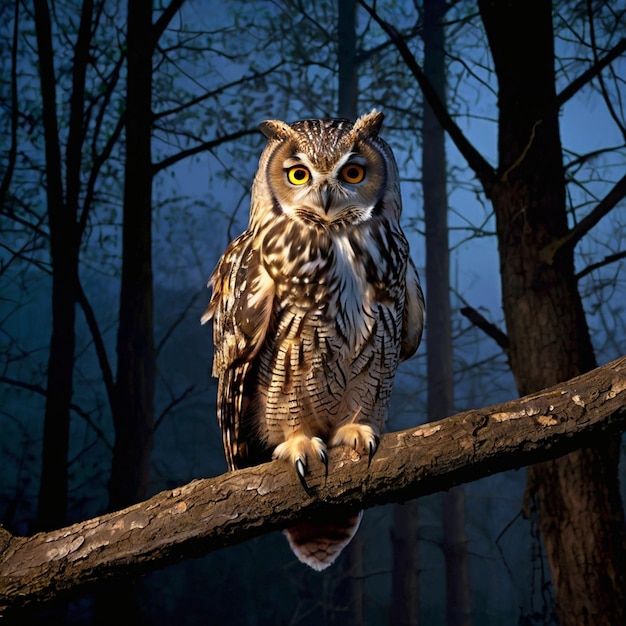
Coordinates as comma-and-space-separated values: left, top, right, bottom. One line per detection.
296, 458, 306, 480
319, 448, 328, 466
295, 458, 310, 492
329, 423, 379, 461
319, 448, 328, 479
273, 434, 328, 490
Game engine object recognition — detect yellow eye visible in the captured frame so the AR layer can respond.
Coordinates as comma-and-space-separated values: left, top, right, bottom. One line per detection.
287, 166, 310, 185
341, 163, 365, 184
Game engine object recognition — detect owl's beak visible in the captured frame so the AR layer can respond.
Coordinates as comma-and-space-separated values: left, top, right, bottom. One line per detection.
320, 185, 332, 214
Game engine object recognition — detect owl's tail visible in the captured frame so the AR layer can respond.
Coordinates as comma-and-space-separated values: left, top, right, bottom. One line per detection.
284, 510, 363, 571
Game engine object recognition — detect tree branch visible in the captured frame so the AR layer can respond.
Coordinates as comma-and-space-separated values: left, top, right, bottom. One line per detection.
151, 128, 258, 174
152, 0, 186, 47
541, 172, 626, 264
460, 306, 510, 353
0, 376, 112, 449
358, 0, 497, 195
153, 64, 282, 121
76, 279, 116, 417
1, 355, 625, 614
585, 0, 626, 140
576, 250, 626, 281
555, 37, 626, 111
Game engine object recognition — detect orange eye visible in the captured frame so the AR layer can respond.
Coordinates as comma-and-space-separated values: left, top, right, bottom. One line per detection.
341, 163, 365, 184
287, 166, 310, 185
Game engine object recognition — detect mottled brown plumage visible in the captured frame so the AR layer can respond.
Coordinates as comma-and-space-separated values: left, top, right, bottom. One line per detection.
202, 110, 424, 570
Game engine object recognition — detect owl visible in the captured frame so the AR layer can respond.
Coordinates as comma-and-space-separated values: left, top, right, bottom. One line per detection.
202, 110, 424, 570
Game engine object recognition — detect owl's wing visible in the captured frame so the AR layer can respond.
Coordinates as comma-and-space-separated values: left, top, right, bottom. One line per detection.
201, 231, 275, 470
400, 257, 425, 361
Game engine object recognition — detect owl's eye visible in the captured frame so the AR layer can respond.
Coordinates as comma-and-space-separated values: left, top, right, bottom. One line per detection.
287, 166, 310, 185
340, 163, 366, 184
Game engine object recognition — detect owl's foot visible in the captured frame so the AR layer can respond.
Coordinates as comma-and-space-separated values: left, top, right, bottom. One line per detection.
329, 424, 379, 465
273, 433, 328, 490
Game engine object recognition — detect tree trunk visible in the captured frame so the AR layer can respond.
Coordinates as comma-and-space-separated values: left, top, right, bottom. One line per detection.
338, 0, 358, 119
442, 489, 471, 626
390, 502, 419, 626
96, 1, 155, 621
331, 536, 365, 626
110, 0, 155, 512
33, 0, 93, 532
423, 1, 471, 624
477, 0, 626, 623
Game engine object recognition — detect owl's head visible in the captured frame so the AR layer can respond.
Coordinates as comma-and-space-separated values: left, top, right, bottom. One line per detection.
251, 110, 400, 228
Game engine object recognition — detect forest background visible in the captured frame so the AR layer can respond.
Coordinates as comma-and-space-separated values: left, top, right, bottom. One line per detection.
0, 0, 625, 624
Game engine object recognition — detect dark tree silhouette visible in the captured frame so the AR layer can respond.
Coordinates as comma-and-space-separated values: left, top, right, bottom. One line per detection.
32, 0, 93, 532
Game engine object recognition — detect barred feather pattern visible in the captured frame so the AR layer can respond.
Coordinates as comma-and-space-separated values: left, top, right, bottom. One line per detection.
203, 111, 424, 570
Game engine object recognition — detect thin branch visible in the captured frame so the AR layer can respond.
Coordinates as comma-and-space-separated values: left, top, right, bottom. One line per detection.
75, 280, 116, 417
555, 37, 626, 110
152, 0, 186, 47
460, 306, 510, 353
153, 64, 282, 121
0, 231, 49, 277
576, 250, 626, 281
564, 144, 624, 171
358, 0, 497, 195
585, 1, 626, 140
356, 23, 423, 65
78, 50, 127, 235
0, 376, 111, 449
1, 355, 625, 613
541, 172, 626, 264
154, 384, 195, 431
152, 128, 258, 174
155, 290, 203, 357
65, 0, 93, 218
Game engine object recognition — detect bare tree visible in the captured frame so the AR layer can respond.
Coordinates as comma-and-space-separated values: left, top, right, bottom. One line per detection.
478, 2, 626, 622
32, 0, 92, 531
361, 0, 626, 622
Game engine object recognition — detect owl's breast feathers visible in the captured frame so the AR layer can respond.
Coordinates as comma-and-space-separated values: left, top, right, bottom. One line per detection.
203, 212, 417, 467
260, 214, 408, 348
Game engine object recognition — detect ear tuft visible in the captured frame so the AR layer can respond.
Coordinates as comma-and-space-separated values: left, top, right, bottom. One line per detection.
259, 119, 293, 140
352, 109, 384, 138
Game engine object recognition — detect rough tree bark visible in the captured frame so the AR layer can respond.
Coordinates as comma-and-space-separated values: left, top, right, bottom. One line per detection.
1, 355, 625, 616
477, 1, 626, 623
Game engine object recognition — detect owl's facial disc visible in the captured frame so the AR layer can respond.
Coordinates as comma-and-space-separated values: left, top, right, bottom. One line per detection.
281, 153, 375, 225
